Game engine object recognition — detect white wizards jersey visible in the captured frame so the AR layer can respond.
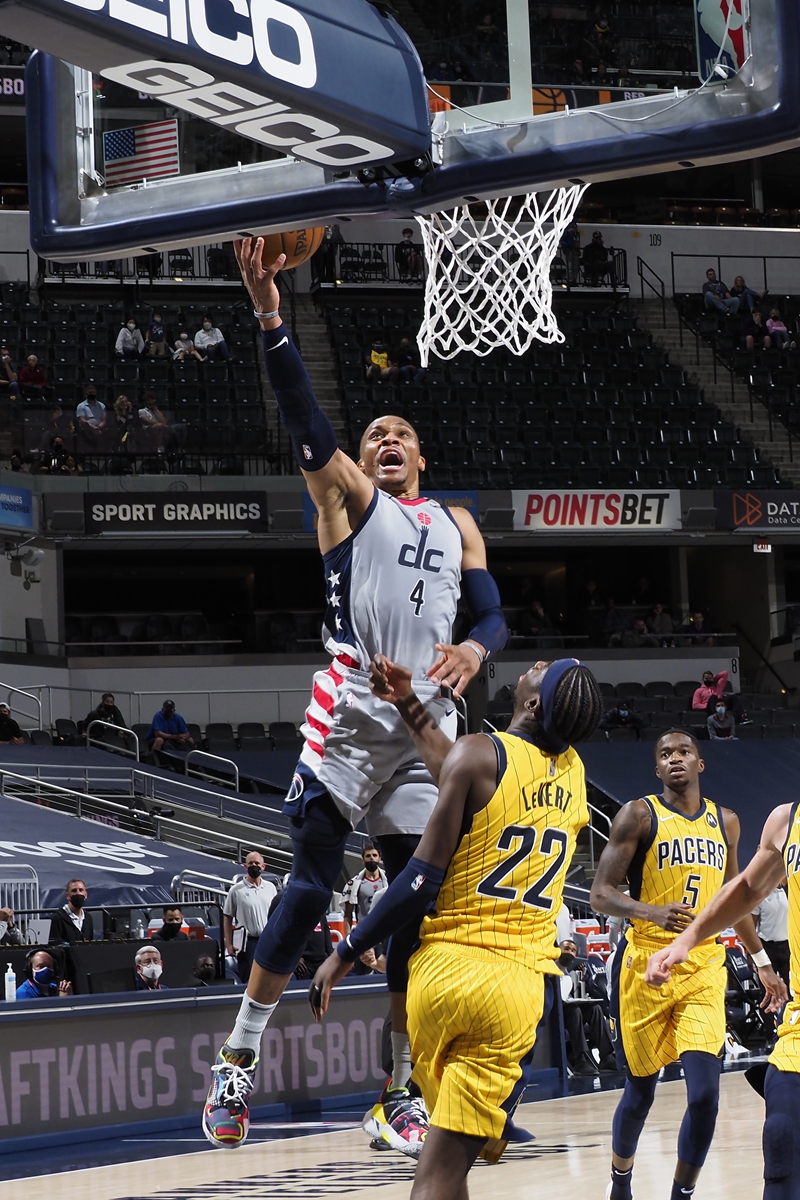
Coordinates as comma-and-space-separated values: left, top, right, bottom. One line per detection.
321, 489, 463, 680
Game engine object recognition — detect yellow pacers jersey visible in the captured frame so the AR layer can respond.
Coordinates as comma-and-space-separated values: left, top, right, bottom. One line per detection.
420, 731, 589, 971
629, 794, 728, 949
770, 801, 800, 1073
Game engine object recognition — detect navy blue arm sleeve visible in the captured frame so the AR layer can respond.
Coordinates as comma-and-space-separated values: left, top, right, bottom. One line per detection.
261, 324, 338, 471
337, 857, 446, 963
462, 568, 508, 658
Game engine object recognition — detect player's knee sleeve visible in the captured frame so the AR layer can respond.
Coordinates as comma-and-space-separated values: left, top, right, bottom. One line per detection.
763, 1113, 794, 1185
612, 1075, 658, 1158
254, 880, 331, 975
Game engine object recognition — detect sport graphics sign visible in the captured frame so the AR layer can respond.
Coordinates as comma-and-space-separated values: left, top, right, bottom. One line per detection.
0, 0, 430, 166
84, 491, 268, 533
716, 490, 800, 530
512, 489, 682, 533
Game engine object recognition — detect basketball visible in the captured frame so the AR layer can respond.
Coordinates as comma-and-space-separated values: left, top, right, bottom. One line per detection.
259, 228, 325, 270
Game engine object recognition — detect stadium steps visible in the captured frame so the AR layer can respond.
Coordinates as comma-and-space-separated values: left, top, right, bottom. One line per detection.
636, 297, 800, 486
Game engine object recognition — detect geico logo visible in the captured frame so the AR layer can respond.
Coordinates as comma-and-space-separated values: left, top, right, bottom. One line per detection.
101, 60, 394, 166
63, 0, 317, 89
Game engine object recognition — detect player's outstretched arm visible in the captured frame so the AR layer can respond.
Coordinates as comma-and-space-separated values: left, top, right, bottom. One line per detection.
369, 655, 455, 783
646, 804, 792, 988
235, 238, 373, 550
309, 734, 496, 1018
590, 800, 695, 931
720, 808, 788, 1011
426, 508, 508, 699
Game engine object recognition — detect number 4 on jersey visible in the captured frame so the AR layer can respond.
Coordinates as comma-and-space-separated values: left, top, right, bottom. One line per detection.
409, 578, 425, 617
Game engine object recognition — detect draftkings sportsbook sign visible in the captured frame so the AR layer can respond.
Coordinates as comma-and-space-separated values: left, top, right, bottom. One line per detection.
84, 492, 268, 533
511, 490, 682, 533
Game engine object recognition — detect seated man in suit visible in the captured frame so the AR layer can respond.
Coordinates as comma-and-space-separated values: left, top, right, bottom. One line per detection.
48, 878, 94, 944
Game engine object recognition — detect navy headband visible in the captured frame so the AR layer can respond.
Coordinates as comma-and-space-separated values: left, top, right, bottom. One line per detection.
537, 658, 582, 755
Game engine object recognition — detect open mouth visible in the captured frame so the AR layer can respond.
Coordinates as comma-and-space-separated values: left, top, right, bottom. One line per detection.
378, 447, 404, 469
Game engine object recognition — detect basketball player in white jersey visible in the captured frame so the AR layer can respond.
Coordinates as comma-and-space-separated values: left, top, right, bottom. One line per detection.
203, 240, 507, 1153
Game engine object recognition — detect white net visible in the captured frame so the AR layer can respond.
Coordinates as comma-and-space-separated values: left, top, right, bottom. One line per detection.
415, 184, 588, 365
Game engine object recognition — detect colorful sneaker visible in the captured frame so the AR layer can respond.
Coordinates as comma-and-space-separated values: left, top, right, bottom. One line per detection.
202, 1045, 258, 1148
362, 1084, 429, 1159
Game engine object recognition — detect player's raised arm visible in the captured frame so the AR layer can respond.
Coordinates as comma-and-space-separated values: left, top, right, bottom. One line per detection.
309, 732, 497, 1018
426, 506, 508, 698
590, 801, 695, 932
235, 238, 373, 548
369, 655, 455, 783
646, 804, 792, 988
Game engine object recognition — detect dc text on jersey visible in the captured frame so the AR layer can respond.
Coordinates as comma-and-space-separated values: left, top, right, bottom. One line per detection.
0, 0, 431, 166
655, 836, 727, 873
398, 527, 445, 574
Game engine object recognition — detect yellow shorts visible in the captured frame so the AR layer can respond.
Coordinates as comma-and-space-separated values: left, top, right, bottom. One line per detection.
407, 941, 545, 1162
616, 937, 726, 1076
769, 999, 800, 1073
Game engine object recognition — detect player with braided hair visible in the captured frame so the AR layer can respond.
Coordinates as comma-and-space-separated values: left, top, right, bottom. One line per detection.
311, 657, 603, 1193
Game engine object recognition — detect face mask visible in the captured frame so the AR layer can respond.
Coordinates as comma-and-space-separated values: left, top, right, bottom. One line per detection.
33, 966, 54, 987
180, 334, 189, 341
127, 323, 136, 331
86, 394, 97, 402
160, 922, 180, 938
141, 963, 162, 982
560, 953, 576, 970
716, 707, 726, 717
203, 322, 212, 330
195, 966, 215, 983
70, 894, 85, 910
247, 864, 262, 879
619, 710, 628, 718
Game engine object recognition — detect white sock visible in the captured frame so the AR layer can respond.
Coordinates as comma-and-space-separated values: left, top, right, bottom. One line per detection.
228, 994, 277, 1055
390, 1032, 412, 1090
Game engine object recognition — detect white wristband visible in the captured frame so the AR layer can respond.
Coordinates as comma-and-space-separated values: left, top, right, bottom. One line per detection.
461, 640, 486, 664
254, 308, 280, 320
752, 948, 772, 969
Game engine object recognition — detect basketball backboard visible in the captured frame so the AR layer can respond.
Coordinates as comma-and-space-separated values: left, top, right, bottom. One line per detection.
8, 0, 800, 261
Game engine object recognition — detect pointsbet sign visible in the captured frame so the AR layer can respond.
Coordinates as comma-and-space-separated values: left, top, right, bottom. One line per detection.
512, 490, 682, 532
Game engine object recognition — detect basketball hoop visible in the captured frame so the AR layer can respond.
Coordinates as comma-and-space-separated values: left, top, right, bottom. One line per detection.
415, 185, 587, 365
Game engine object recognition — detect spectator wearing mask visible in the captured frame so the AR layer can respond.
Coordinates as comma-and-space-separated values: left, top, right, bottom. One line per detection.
18, 354, 48, 399
558, 939, 616, 1075
0, 345, 20, 399
766, 308, 794, 351
365, 338, 399, 382
741, 308, 772, 351
39, 435, 68, 474
135, 945, 167, 991
192, 954, 218, 986
194, 315, 232, 362
76, 387, 107, 440
0, 702, 23, 744
17, 950, 73, 1000
599, 702, 646, 736
342, 842, 387, 933
173, 330, 206, 362
224, 851, 279, 983
115, 318, 145, 359
394, 228, 423, 281
707, 699, 737, 740
691, 668, 749, 723
582, 231, 613, 286
146, 700, 195, 754
153, 905, 188, 942
0, 906, 22, 946
145, 312, 169, 357
48, 878, 95, 944
83, 692, 127, 746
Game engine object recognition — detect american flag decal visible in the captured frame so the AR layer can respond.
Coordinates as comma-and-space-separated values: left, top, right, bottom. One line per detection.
102, 120, 180, 188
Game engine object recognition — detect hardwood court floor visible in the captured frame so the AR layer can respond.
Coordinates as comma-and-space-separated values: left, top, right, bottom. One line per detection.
0, 1073, 765, 1200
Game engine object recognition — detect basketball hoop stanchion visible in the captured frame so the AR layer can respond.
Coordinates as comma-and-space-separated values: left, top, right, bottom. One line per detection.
415, 185, 587, 365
